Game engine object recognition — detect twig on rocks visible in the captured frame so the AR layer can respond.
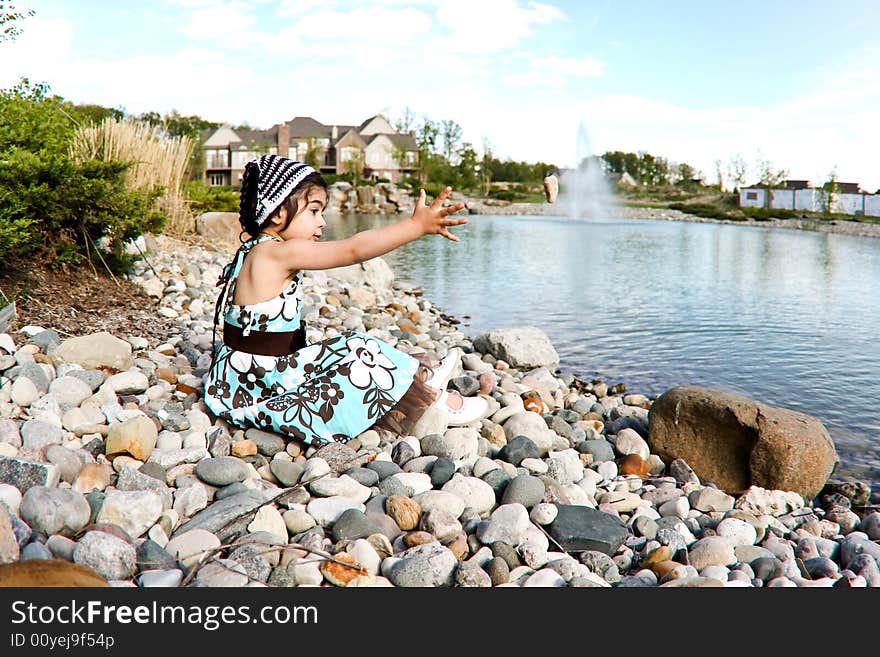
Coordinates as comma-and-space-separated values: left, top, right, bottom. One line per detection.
178, 535, 366, 587
83, 231, 121, 288
131, 239, 161, 279
536, 522, 568, 554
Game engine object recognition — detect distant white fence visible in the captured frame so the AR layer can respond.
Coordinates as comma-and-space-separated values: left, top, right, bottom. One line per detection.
739, 188, 880, 216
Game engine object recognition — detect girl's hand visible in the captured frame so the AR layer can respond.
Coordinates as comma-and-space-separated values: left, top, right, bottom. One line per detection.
412, 186, 468, 242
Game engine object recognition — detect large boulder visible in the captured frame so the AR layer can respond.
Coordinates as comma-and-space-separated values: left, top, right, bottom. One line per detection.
195, 212, 242, 244
647, 386, 838, 500
473, 327, 559, 369
325, 257, 394, 290
50, 332, 133, 371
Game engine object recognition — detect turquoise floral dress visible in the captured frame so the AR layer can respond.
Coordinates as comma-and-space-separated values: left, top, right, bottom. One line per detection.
204, 235, 431, 445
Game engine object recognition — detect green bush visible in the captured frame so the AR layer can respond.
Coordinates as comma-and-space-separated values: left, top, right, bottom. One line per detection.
0, 80, 163, 271
183, 180, 240, 214
742, 206, 798, 221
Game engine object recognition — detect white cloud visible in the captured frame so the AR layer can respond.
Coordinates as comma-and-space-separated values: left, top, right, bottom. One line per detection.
434, 0, 565, 54
178, 1, 257, 40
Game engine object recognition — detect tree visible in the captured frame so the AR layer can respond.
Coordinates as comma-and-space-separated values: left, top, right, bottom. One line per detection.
479, 138, 493, 197
341, 149, 364, 184
727, 154, 748, 190
303, 137, 322, 170
755, 153, 789, 208
821, 166, 839, 216
394, 107, 416, 134
714, 159, 725, 190
455, 142, 479, 192
439, 119, 463, 164
0, 3, 34, 43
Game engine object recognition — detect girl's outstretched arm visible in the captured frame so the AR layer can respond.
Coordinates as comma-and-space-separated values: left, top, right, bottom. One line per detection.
270, 186, 467, 272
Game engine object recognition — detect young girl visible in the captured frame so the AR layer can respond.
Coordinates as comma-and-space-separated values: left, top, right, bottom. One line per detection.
204, 154, 488, 446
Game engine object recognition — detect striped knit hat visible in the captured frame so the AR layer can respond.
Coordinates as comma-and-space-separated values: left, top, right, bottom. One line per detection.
243, 155, 317, 229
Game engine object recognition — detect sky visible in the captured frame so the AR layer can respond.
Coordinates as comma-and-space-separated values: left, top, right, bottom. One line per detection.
2, 0, 879, 191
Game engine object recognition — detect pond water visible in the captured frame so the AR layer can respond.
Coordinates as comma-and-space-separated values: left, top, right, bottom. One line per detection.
325, 212, 880, 487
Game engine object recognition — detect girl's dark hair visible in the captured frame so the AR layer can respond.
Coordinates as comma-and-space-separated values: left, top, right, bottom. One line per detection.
238, 165, 327, 238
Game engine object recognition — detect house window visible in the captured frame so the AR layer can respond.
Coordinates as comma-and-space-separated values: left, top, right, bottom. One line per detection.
206, 150, 229, 169
746, 191, 758, 200
209, 173, 225, 186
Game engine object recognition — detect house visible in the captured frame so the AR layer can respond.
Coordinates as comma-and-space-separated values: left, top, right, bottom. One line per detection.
201, 114, 419, 186
739, 180, 880, 216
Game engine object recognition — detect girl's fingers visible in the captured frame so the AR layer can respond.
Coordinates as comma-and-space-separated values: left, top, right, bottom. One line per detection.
418, 189, 427, 207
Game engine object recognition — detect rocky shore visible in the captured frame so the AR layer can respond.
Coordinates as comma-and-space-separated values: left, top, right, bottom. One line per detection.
315, 181, 880, 240
0, 236, 877, 588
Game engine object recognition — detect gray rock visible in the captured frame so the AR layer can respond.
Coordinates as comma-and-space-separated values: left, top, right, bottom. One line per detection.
48, 376, 94, 411
455, 561, 491, 587
228, 544, 272, 582
365, 461, 403, 480
802, 557, 839, 579
345, 467, 379, 488
497, 435, 540, 466
848, 554, 880, 587
43, 446, 82, 484
19, 486, 90, 537
21, 542, 53, 560
30, 329, 62, 352
214, 482, 249, 501
136, 540, 178, 571
195, 457, 248, 487
387, 542, 458, 587
580, 551, 621, 583
313, 442, 364, 472
0, 458, 56, 496
476, 504, 531, 546
576, 440, 615, 462
67, 369, 105, 392
491, 542, 522, 570
840, 535, 880, 569
20, 419, 63, 450
547, 504, 628, 556
449, 376, 480, 397
485, 557, 510, 586
391, 442, 416, 467
501, 475, 545, 508
138, 569, 183, 587
331, 509, 381, 542
430, 458, 456, 488
97, 489, 164, 539
73, 530, 137, 580
0, 508, 19, 564
193, 558, 249, 587
420, 508, 462, 543
473, 327, 559, 369
17, 362, 50, 393
422, 429, 479, 461
481, 469, 511, 498
173, 489, 277, 541
116, 466, 173, 510
751, 557, 786, 582
269, 460, 303, 487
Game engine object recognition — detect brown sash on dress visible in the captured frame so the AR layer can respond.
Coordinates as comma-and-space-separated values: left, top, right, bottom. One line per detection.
223, 322, 305, 357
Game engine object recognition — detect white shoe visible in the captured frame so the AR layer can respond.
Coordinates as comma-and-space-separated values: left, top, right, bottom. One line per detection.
437, 390, 488, 426
425, 347, 462, 391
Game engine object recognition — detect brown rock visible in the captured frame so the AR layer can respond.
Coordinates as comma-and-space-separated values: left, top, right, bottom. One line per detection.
651, 560, 682, 580
647, 386, 838, 499
194, 211, 242, 244
641, 546, 675, 570
447, 532, 469, 561
176, 383, 199, 396
366, 533, 393, 560
619, 454, 649, 477
386, 495, 421, 531
231, 439, 258, 458
0, 510, 19, 565
105, 415, 158, 461
478, 372, 496, 395
403, 531, 435, 548
320, 552, 365, 587
0, 559, 109, 587
156, 368, 178, 385
72, 463, 113, 493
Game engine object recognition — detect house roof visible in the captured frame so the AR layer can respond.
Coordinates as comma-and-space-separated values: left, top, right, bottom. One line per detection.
366, 133, 418, 150
287, 116, 331, 138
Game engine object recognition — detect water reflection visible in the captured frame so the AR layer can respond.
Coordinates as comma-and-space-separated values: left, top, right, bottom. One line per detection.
323, 212, 880, 484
